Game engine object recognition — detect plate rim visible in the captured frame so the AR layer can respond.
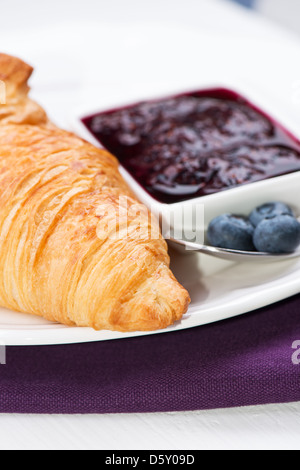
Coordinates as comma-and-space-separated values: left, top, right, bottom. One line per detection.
1, 257, 299, 346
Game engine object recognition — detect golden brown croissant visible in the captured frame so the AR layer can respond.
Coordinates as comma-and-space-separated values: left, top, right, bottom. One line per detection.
0, 53, 190, 332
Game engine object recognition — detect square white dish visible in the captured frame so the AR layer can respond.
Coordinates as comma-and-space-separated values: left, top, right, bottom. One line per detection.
71, 79, 300, 235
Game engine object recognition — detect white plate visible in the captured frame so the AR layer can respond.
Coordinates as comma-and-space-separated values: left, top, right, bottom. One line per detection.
1, 21, 300, 345
2, 97, 300, 346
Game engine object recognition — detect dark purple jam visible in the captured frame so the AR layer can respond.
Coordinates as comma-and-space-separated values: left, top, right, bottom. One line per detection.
82, 89, 300, 204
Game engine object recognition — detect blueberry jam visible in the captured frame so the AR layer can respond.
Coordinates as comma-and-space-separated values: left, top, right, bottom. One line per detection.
82, 89, 300, 204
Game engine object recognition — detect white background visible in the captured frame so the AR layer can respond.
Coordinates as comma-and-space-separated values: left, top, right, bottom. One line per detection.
1, 0, 300, 450
258, 0, 300, 35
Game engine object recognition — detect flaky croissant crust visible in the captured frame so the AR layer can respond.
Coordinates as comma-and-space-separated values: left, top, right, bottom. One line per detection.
0, 53, 190, 332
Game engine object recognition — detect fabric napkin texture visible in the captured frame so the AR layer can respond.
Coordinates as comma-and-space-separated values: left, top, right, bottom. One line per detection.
1, 294, 300, 414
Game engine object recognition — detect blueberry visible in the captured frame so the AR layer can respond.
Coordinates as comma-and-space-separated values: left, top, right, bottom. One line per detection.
253, 215, 300, 253
207, 214, 255, 251
249, 202, 294, 227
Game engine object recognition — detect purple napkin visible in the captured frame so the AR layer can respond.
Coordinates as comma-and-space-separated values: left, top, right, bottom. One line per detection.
1, 294, 300, 414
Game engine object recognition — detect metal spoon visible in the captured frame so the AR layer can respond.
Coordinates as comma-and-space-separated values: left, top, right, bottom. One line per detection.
168, 237, 300, 263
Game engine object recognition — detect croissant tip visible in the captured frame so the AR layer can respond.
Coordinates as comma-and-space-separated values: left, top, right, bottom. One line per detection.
0, 53, 33, 95
100, 264, 190, 332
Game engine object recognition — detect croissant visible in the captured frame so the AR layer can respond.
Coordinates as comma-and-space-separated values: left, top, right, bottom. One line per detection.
0, 53, 190, 332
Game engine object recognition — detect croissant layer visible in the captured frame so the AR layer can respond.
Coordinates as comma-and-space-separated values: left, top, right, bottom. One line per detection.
0, 53, 190, 331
